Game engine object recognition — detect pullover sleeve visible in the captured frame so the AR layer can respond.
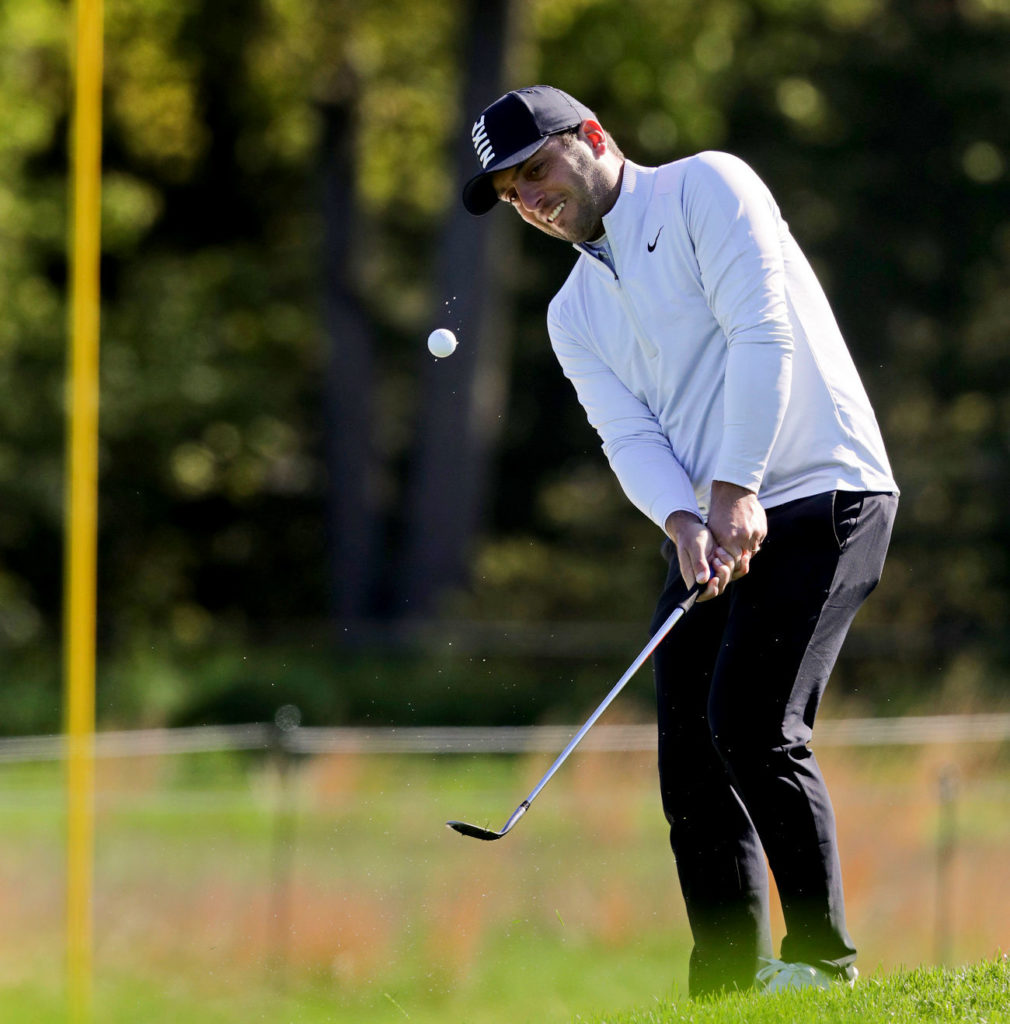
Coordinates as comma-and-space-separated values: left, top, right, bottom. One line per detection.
683, 153, 794, 493
548, 313, 701, 528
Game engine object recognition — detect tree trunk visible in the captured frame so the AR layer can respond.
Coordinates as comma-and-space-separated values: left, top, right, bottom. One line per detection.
397, 0, 519, 619
319, 84, 380, 621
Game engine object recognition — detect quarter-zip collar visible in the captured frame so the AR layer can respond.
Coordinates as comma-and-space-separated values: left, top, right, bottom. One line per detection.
572, 161, 642, 276
579, 234, 616, 275
570, 162, 660, 358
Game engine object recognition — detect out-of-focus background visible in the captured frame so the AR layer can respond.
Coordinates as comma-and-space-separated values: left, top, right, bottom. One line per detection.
2, 0, 1010, 1020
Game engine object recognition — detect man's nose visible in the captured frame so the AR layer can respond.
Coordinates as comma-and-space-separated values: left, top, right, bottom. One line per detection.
515, 180, 543, 212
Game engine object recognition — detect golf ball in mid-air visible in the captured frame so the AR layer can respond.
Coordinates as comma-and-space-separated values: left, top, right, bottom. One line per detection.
427, 327, 458, 358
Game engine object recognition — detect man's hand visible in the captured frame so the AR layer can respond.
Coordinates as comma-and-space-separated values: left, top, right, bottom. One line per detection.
707, 481, 767, 580
664, 510, 735, 603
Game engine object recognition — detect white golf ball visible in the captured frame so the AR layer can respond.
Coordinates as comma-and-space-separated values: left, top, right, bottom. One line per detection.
427, 327, 458, 358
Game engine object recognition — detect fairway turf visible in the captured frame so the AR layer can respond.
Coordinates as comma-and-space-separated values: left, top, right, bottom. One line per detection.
582, 958, 1010, 1023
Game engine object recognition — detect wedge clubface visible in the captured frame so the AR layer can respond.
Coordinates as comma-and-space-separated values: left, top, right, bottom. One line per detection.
446, 585, 699, 841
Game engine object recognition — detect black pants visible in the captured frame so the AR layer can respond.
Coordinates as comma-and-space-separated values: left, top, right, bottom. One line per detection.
650, 490, 897, 997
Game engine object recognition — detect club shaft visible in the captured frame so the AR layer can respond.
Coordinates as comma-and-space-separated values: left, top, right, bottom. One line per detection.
518, 598, 692, 812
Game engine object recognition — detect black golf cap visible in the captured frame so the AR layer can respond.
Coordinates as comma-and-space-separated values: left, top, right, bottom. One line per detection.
462, 86, 596, 215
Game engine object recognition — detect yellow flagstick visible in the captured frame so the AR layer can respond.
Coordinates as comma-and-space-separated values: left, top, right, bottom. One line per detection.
65, 0, 103, 1021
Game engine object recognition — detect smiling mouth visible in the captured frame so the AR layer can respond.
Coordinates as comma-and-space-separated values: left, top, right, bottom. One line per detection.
545, 200, 566, 225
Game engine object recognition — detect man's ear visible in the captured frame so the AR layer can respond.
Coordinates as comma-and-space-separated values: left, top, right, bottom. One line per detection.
580, 119, 607, 154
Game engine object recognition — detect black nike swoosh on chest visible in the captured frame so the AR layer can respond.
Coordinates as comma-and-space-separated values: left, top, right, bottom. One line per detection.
647, 226, 664, 252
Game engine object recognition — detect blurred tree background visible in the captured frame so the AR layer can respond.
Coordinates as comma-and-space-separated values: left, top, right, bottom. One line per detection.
1, 0, 1008, 734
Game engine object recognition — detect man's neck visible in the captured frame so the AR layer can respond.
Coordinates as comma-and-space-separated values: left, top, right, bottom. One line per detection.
591, 160, 626, 239
602, 160, 626, 218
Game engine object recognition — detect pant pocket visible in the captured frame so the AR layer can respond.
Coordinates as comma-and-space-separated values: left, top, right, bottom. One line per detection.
831, 491, 865, 551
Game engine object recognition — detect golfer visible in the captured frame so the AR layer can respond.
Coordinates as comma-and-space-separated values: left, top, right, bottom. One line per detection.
462, 85, 898, 996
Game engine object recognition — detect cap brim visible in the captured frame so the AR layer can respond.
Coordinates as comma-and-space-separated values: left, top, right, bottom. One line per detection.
462, 137, 550, 215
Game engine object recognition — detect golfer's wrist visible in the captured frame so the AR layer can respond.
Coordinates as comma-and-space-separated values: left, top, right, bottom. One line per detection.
665, 509, 703, 543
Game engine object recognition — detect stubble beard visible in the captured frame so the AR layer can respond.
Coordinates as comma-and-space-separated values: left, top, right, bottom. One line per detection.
555, 151, 614, 244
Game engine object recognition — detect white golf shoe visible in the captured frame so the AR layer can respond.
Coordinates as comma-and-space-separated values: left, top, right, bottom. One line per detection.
756, 957, 858, 993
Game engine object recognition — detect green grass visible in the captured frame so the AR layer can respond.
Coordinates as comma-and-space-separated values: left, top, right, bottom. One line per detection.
582, 958, 1010, 1023
3, 953, 1006, 1023
0, 745, 1007, 1022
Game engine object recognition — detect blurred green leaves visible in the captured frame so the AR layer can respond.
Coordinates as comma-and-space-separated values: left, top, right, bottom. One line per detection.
1, 0, 1009, 730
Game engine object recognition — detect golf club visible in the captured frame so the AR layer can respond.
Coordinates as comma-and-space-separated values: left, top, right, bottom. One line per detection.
446, 584, 699, 841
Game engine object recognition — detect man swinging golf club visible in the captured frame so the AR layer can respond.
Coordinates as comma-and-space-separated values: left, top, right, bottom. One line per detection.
461, 86, 899, 996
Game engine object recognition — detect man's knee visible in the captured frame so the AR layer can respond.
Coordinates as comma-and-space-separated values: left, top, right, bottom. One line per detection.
707, 709, 809, 782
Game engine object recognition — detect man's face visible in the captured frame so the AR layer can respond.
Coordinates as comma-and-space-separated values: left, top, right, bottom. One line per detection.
490, 128, 617, 244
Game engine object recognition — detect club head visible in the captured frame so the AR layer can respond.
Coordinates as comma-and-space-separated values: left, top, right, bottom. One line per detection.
447, 801, 528, 841
446, 820, 506, 841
